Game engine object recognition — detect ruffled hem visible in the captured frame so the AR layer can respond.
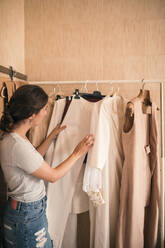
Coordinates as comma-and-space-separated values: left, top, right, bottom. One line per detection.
83, 166, 105, 207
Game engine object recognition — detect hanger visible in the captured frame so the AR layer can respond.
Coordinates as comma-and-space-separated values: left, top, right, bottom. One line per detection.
74, 88, 80, 99
93, 82, 102, 96
49, 87, 56, 97
124, 79, 153, 133
80, 81, 88, 93
138, 79, 151, 106
55, 84, 63, 100
74, 80, 89, 99
126, 79, 151, 115
0, 84, 6, 99
0, 82, 8, 111
109, 82, 114, 96
73, 81, 106, 100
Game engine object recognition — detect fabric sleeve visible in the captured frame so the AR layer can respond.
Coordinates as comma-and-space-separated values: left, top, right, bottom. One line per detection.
12, 142, 44, 174
83, 101, 109, 207
83, 166, 105, 206
87, 102, 110, 170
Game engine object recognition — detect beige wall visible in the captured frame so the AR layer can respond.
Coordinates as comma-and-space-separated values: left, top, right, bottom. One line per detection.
0, 0, 25, 75
25, 0, 165, 81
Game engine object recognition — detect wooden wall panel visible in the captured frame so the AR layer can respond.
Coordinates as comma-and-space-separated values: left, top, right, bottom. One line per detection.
0, 0, 25, 74
25, 0, 165, 81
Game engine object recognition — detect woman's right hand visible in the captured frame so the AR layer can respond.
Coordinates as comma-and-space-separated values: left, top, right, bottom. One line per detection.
73, 134, 94, 159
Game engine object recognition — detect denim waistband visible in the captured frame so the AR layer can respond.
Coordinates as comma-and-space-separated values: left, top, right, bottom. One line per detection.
8, 195, 47, 208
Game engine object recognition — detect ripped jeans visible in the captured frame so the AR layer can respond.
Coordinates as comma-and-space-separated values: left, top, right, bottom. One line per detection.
3, 195, 53, 248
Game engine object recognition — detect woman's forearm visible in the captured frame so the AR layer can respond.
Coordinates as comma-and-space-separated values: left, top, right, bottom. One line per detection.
51, 134, 94, 182
36, 132, 56, 156
51, 152, 78, 182
31, 134, 94, 183
36, 124, 66, 156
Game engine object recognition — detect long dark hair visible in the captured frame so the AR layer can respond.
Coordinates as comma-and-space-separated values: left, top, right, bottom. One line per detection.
0, 84, 48, 132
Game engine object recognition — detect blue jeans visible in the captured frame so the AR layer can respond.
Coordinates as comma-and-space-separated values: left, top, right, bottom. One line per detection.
3, 195, 53, 248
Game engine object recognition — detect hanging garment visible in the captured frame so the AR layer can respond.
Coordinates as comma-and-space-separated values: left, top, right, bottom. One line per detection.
116, 99, 160, 248
0, 82, 8, 119
62, 211, 90, 248
71, 162, 89, 214
82, 95, 127, 248
61, 213, 77, 248
60, 95, 107, 216
0, 82, 8, 245
46, 97, 104, 248
77, 211, 90, 248
0, 82, 4, 119
0, 166, 7, 246
45, 98, 66, 165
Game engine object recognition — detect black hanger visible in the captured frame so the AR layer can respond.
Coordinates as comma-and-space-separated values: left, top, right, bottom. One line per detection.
55, 94, 62, 100
81, 90, 105, 100
74, 89, 80, 99
66, 96, 72, 101
73, 88, 105, 100
93, 90, 102, 96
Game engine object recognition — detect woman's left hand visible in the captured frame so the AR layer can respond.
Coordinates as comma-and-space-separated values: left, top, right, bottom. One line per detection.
50, 123, 67, 139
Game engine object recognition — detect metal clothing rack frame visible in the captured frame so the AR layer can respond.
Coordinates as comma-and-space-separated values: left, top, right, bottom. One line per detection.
31, 79, 165, 247
0, 65, 27, 81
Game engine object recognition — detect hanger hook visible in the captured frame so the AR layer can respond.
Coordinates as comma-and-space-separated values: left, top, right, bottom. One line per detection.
109, 82, 114, 95
141, 79, 145, 90
0, 85, 6, 98
96, 82, 99, 91
57, 83, 62, 94
85, 80, 88, 93
80, 80, 88, 93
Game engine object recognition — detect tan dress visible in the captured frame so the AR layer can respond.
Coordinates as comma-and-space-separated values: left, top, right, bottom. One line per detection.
116, 99, 160, 248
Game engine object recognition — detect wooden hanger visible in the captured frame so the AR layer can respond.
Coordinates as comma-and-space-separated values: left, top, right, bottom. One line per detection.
123, 80, 152, 133
137, 82, 152, 114
126, 80, 152, 115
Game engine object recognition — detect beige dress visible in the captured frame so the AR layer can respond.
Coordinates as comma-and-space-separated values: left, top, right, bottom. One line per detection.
116, 99, 160, 248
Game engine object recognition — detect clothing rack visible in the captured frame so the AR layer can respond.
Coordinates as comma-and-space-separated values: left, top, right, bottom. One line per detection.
31, 79, 165, 247
0, 65, 27, 81
160, 82, 165, 248
31, 79, 165, 84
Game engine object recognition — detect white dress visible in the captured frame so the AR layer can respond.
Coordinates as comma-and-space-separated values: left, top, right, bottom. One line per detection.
46, 97, 103, 248
83, 95, 127, 248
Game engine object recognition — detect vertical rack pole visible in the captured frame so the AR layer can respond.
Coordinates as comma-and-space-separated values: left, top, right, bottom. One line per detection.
160, 82, 165, 248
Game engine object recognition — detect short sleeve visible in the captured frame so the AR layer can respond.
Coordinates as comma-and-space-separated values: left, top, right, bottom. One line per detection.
12, 142, 44, 174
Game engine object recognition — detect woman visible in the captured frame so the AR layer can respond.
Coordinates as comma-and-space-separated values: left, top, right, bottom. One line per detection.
0, 84, 94, 248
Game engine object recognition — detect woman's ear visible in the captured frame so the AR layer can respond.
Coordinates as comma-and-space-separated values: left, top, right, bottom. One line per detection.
28, 114, 36, 124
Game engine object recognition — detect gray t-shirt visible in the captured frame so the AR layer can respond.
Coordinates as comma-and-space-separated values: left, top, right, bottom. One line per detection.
0, 132, 45, 202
